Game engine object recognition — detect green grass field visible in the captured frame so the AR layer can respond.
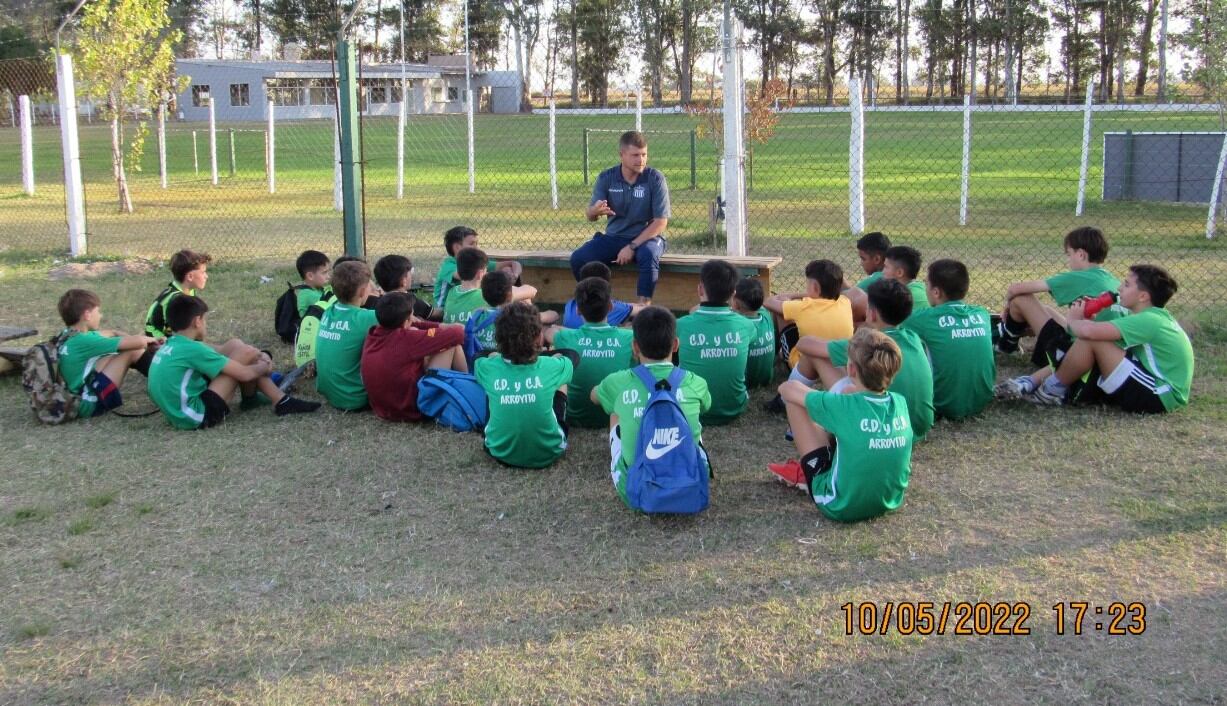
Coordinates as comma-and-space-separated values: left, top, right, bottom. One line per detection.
2, 109, 1226, 316
1, 254, 1226, 703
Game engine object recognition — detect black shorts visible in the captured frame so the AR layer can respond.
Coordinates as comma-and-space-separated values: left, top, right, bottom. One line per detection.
198, 389, 231, 428
1098, 355, 1168, 414
778, 323, 799, 363
1031, 319, 1073, 369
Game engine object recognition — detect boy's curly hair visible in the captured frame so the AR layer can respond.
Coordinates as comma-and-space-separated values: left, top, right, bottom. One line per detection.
494, 301, 542, 365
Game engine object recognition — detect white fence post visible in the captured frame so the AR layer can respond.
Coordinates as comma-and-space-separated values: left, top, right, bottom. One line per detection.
192, 130, 198, 174
19, 95, 33, 196
267, 98, 276, 194
55, 54, 86, 256
208, 96, 218, 186
466, 88, 475, 193
1076, 78, 1096, 216
959, 94, 971, 226
1206, 135, 1227, 239
549, 95, 558, 209
333, 113, 342, 212
395, 92, 404, 199
848, 77, 865, 235
721, 11, 747, 256
635, 89, 642, 132
157, 101, 167, 189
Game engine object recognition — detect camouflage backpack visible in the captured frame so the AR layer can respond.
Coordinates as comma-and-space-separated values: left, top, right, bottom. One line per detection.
20, 330, 81, 425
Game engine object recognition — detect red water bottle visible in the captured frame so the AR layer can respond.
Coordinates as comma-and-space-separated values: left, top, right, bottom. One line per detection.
1082, 291, 1118, 318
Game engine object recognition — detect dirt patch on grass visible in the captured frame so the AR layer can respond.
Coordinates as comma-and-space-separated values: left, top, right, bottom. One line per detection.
48, 259, 158, 281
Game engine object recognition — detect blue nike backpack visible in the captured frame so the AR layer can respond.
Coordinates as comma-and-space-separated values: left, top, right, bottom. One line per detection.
462, 309, 499, 368
417, 369, 489, 432
625, 365, 710, 514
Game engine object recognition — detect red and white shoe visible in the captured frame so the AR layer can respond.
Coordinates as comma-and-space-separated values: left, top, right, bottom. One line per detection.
768, 459, 808, 491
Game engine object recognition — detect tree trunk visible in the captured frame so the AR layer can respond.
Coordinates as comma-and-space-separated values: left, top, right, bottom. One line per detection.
680, 0, 693, 105
1134, 0, 1156, 95
569, 2, 579, 108
110, 114, 133, 214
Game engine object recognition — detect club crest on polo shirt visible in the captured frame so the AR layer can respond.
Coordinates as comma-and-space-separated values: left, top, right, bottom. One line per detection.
633, 185, 645, 198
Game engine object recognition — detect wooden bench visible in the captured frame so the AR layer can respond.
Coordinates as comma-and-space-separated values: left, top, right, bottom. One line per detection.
485, 250, 783, 312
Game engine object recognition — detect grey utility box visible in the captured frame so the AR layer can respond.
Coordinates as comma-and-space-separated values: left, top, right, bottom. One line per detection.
1102, 131, 1226, 204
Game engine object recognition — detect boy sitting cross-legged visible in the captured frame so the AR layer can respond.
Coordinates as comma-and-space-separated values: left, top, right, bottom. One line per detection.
361, 292, 468, 422
793, 278, 935, 441
593, 306, 712, 508
56, 289, 159, 419
677, 259, 758, 425
148, 295, 319, 429
474, 302, 576, 469
769, 327, 913, 523
468, 271, 561, 360
733, 277, 777, 388
443, 248, 539, 325
315, 260, 379, 411
561, 261, 643, 328
433, 226, 523, 305
901, 258, 996, 420
1028, 264, 1193, 413
547, 276, 635, 428
845, 231, 892, 322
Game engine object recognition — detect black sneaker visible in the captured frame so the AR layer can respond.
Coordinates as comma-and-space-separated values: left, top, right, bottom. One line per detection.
762, 393, 786, 415
275, 395, 322, 416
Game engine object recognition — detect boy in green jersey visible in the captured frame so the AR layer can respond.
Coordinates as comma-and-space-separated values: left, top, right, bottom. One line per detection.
594, 307, 712, 507
148, 295, 319, 429
734, 277, 777, 387
846, 231, 891, 323
443, 248, 540, 326
474, 302, 575, 469
769, 327, 913, 523
55, 289, 159, 418
315, 260, 380, 410
433, 226, 522, 305
144, 249, 211, 338
794, 279, 935, 441
548, 277, 634, 428
292, 250, 331, 317
1029, 264, 1193, 413
901, 259, 995, 420
996, 226, 1119, 354
881, 246, 930, 318
677, 259, 758, 425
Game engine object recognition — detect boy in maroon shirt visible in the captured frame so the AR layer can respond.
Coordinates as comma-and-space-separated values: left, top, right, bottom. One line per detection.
361, 292, 468, 421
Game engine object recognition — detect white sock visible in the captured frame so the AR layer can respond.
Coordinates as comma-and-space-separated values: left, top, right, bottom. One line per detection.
1015, 376, 1037, 393
1042, 376, 1067, 395
830, 376, 856, 394
788, 367, 816, 387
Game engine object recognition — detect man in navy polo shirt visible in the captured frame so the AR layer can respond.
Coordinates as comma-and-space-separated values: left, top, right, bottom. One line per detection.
570, 130, 671, 304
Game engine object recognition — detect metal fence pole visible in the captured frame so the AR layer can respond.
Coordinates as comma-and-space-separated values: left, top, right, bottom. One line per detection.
635, 89, 642, 132
267, 98, 275, 194
721, 4, 747, 257
690, 129, 697, 190
959, 94, 971, 226
333, 108, 342, 212
55, 53, 86, 256
396, 88, 405, 199
192, 130, 198, 174
1076, 78, 1097, 216
582, 127, 590, 185
549, 95, 558, 210
464, 0, 475, 194
848, 77, 865, 235
157, 101, 167, 189
208, 96, 218, 186
228, 128, 236, 176
19, 95, 33, 196
1207, 135, 1227, 240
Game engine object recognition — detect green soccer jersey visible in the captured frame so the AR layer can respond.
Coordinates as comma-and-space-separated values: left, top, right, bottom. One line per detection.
147, 335, 230, 430
475, 353, 574, 469
442, 286, 485, 325
434, 257, 496, 303
57, 330, 121, 418
856, 271, 884, 291
828, 327, 935, 441
1045, 266, 1120, 307
901, 300, 995, 420
805, 389, 913, 522
677, 305, 757, 425
906, 280, 930, 316
595, 362, 711, 506
315, 302, 378, 410
553, 322, 634, 428
1111, 306, 1195, 411
744, 311, 777, 387
295, 286, 325, 318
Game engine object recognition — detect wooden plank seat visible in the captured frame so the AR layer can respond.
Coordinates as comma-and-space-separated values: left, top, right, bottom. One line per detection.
484, 250, 783, 312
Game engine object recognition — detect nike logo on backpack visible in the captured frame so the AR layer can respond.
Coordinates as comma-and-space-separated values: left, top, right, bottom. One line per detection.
644, 427, 682, 460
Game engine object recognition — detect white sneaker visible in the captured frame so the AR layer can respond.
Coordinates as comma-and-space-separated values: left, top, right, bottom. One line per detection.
1027, 383, 1066, 406
994, 375, 1036, 400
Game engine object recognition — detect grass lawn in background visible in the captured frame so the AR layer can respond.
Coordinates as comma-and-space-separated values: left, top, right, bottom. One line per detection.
1, 256, 1225, 703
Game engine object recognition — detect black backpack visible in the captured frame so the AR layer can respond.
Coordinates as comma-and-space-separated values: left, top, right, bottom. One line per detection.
274, 283, 311, 344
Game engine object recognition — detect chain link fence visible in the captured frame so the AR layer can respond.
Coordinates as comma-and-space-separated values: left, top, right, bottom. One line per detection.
2, 52, 1226, 324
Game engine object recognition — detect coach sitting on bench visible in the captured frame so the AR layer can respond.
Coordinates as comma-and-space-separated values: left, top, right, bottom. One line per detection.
570, 130, 671, 305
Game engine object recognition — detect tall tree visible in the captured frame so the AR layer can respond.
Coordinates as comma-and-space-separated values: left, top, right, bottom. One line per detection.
464, 0, 502, 68
736, 0, 799, 93
895, 0, 912, 102
575, 0, 628, 106
505, 0, 543, 110
1133, 0, 1157, 94
812, 0, 846, 104
638, 0, 680, 106
75, 0, 186, 213
1176, 0, 1227, 125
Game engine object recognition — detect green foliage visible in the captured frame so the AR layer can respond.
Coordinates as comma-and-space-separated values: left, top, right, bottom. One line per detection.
1177, 0, 1227, 125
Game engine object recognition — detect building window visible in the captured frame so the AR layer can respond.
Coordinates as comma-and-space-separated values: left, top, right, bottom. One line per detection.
191, 85, 210, 107
229, 83, 250, 107
308, 79, 336, 106
390, 81, 404, 104
267, 79, 304, 107
431, 84, 444, 102
447, 86, 460, 102
368, 84, 387, 104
